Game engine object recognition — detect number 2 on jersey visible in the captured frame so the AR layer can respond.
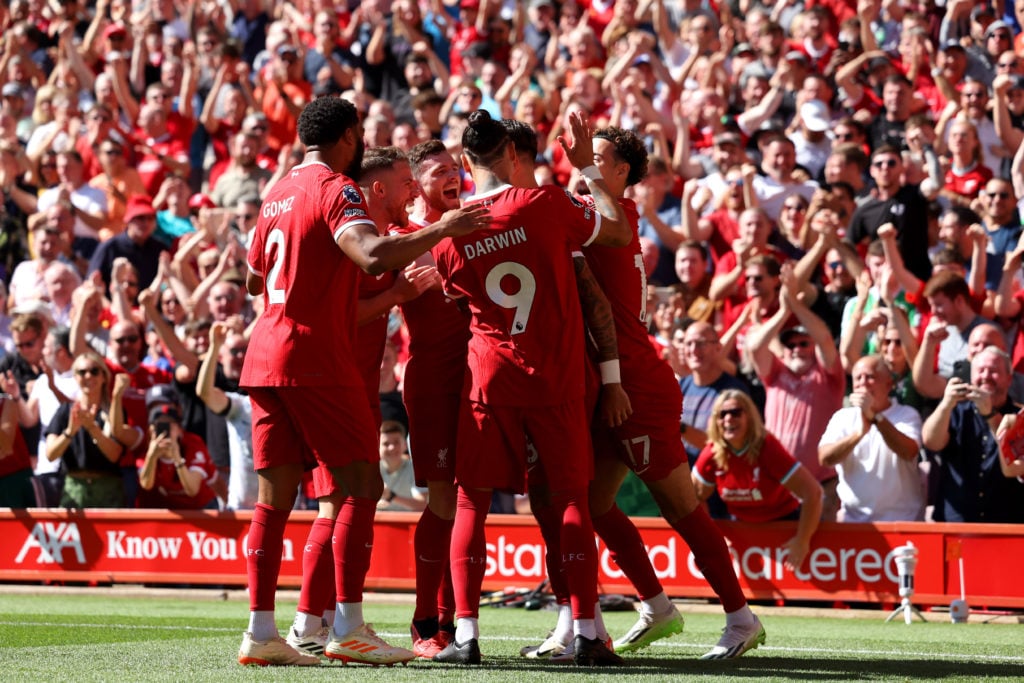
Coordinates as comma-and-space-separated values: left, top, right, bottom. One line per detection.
265, 228, 286, 304
485, 261, 536, 335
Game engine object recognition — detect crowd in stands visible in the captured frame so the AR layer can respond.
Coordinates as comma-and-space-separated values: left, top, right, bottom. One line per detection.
0, 0, 1022, 525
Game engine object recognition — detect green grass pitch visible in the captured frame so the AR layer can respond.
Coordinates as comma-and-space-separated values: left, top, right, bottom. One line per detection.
0, 591, 1021, 681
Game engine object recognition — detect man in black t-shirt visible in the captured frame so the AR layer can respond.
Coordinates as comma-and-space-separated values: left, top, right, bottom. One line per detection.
847, 146, 940, 283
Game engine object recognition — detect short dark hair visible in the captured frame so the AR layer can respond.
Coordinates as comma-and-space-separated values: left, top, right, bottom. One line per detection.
184, 317, 213, 336
407, 139, 449, 176
380, 419, 407, 438
883, 74, 912, 89
462, 110, 510, 166
501, 119, 538, 159
871, 144, 901, 161
359, 146, 407, 182
923, 270, 971, 301
411, 90, 444, 110
746, 253, 781, 277
297, 97, 359, 147
594, 126, 648, 187
49, 326, 71, 354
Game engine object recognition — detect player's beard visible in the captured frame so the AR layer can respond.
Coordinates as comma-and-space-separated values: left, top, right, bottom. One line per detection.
345, 138, 365, 179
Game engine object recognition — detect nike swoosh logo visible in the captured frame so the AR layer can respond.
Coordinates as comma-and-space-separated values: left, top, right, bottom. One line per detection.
418, 555, 442, 563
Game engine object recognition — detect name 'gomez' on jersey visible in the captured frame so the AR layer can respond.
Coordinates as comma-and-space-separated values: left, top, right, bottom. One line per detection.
241, 161, 377, 387
433, 184, 601, 406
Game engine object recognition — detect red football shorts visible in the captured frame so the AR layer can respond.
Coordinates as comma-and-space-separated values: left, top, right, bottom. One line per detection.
592, 387, 686, 483
404, 392, 460, 486
456, 398, 594, 494
249, 385, 378, 478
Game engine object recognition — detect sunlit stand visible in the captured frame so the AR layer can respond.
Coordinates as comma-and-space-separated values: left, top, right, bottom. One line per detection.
885, 541, 926, 623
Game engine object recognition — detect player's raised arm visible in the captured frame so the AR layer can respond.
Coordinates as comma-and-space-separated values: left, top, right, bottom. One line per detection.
558, 111, 630, 247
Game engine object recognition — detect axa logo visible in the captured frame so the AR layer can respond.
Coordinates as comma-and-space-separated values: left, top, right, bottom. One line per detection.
14, 522, 86, 564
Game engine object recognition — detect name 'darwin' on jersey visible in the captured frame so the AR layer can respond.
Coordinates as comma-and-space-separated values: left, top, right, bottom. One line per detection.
464, 226, 528, 260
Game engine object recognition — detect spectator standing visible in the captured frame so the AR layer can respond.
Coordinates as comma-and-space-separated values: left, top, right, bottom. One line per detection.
43, 353, 135, 508
846, 145, 940, 284
87, 196, 168, 291
746, 279, 845, 520
197, 322, 257, 511
679, 320, 751, 470
210, 132, 273, 209
818, 355, 925, 522
922, 346, 1024, 523
20, 326, 77, 506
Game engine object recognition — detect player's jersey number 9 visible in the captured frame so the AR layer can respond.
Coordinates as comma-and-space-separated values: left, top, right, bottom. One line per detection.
485, 261, 536, 335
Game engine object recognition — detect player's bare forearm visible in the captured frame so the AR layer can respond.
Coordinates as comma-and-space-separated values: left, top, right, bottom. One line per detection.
574, 256, 618, 362
343, 207, 489, 275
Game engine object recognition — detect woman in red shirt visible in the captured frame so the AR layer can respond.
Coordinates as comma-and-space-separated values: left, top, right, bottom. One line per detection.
693, 390, 823, 570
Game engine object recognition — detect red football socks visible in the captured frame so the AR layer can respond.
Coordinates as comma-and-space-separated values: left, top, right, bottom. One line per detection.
413, 506, 454, 621
672, 506, 746, 612
449, 487, 492, 620
550, 490, 597, 620
333, 496, 376, 604
297, 516, 336, 617
592, 504, 663, 601
246, 502, 290, 611
531, 497, 569, 604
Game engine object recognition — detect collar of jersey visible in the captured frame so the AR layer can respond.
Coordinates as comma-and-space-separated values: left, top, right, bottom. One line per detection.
465, 183, 512, 203
290, 161, 332, 172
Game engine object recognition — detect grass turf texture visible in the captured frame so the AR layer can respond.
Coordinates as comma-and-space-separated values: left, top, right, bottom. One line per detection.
0, 593, 1021, 681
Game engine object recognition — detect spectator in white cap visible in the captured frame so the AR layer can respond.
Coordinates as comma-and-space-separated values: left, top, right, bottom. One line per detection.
792, 99, 832, 178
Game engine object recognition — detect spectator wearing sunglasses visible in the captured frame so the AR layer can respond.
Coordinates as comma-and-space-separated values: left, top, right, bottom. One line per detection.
847, 145, 941, 284
692, 390, 823, 570
43, 352, 136, 508
747, 277, 845, 521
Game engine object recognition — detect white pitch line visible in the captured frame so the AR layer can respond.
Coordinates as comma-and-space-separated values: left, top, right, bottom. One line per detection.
2, 621, 1022, 663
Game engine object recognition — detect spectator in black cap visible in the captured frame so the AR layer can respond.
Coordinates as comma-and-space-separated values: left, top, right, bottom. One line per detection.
966, 18, 1013, 83
138, 383, 223, 509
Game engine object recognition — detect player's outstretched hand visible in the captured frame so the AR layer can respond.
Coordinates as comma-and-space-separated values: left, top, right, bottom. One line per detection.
437, 204, 491, 237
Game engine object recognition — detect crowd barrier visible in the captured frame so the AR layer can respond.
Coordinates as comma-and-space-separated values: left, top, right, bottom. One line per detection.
2, 508, 1022, 609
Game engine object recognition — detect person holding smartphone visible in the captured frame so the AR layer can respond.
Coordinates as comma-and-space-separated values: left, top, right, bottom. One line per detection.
137, 383, 221, 509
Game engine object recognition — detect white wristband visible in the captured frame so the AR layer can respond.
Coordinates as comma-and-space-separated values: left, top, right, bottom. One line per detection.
599, 360, 621, 385
579, 165, 603, 182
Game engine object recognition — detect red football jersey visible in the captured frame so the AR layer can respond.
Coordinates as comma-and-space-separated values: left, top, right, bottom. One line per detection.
944, 164, 993, 201
694, 432, 802, 523
394, 217, 471, 398
355, 264, 397, 398
433, 184, 601, 406
242, 162, 376, 387
137, 432, 218, 509
582, 197, 677, 388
